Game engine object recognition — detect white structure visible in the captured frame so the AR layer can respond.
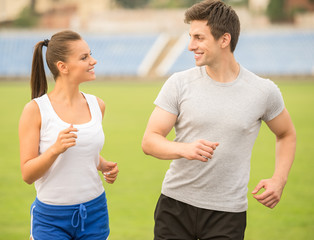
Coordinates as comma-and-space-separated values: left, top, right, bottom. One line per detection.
0, 0, 29, 22
248, 0, 270, 12
0, 0, 112, 23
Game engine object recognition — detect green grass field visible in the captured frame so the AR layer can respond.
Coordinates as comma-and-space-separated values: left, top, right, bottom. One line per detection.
0, 78, 313, 239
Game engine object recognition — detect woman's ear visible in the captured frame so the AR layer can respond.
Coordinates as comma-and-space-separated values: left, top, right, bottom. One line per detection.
56, 61, 68, 74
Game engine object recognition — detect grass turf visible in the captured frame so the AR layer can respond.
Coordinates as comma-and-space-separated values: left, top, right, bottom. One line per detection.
0, 78, 313, 239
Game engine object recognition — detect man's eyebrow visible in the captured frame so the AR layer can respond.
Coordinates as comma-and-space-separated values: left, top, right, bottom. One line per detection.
189, 33, 203, 37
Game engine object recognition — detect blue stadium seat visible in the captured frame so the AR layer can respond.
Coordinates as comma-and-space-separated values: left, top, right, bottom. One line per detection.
235, 31, 314, 75
0, 35, 39, 76
84, 34, 159, 76
0, 31, 313, 77
167, 31, 314, 76
0, 33, 159, 77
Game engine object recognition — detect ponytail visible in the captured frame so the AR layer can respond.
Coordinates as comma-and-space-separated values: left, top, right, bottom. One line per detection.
30, 31, 82, 99
30, 41, 48, 99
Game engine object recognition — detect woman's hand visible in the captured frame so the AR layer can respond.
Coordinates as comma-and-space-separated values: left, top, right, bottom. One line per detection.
98, 156, 119, 184
51, 124, 78, 155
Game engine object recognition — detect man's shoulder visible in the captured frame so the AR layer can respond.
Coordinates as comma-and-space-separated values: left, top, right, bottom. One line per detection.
168, 66, 204, 85
240, 66, 277, 90
173, 66, 202, 77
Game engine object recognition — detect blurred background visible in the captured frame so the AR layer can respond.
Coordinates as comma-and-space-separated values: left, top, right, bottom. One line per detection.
0, 0, 314, 79
0, 1, 314, 240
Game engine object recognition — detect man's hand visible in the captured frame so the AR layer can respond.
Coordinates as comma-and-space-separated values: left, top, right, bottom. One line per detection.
182, 140, 219, 162
251, 177, 286, 209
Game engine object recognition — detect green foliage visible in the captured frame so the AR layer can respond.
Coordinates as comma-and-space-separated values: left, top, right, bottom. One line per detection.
290, 6, 308, 16
266, 0, 312, 23
266, 0, 287, 22
224, 0, 248, 7
115, 0, 150, 8
148, 0, 247, 9
13, 6, 39, 28
149, 0, 200, 8
0, 79, 313, 239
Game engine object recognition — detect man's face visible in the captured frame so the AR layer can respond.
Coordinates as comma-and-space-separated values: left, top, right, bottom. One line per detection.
188, 20, 221, 67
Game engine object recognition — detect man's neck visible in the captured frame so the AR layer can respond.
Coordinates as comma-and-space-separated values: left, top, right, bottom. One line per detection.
205, 56, 240, 83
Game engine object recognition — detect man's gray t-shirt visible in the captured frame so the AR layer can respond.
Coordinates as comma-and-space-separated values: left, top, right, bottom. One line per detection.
154, 65, 284, 212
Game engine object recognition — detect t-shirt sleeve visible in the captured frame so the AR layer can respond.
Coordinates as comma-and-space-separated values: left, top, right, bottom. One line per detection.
261, 80, 285, 122
154, 74, 180, 116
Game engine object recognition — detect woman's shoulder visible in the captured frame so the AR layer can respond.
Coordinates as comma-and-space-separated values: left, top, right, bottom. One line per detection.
19, 100, 41, 128
22, 99, 40, 115
96, 96, 106, 115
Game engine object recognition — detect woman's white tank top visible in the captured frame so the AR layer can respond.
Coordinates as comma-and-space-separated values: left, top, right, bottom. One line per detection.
33, 92, 105, 205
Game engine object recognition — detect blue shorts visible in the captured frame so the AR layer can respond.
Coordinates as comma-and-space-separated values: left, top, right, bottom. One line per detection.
30, 192, 109, 240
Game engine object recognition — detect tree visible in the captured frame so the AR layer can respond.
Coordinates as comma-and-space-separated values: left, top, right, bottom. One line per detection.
150, 0, 200, 8
115, 0, 150, 8
266, 0, 290, 22
30, 0, 36, 13
13, 6, 39, 27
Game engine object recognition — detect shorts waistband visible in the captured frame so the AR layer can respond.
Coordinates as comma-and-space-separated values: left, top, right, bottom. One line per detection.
34, 191, 106, 214
33, 191, 106, 232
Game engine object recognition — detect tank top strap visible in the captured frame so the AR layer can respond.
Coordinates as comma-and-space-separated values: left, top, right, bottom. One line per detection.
33, 94, 52, 132
81, 92, 103, 122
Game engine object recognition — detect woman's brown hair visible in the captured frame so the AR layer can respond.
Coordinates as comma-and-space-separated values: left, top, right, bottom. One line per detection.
30, 30, 81, 99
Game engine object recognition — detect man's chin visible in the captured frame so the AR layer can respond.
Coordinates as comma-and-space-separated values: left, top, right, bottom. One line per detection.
195, 61, 205, 67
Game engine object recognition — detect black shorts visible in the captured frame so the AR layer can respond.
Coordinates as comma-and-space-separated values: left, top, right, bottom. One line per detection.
154, 194, 246, 240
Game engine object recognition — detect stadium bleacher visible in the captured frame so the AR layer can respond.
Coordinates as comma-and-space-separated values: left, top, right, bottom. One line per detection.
164, 30, 314, 76
0, 35, 39, 76
0, 33, 161, 77
0, 30, 313, 77
85, 34, 161, 76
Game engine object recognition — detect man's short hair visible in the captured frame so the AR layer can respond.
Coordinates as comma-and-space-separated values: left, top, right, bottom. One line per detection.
184, 0, 240, 52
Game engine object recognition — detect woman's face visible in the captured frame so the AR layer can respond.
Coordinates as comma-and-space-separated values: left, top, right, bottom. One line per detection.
64, 39, 97, 83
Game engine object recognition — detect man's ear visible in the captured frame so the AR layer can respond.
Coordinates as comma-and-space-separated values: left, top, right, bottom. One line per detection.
56, 61, 68, 74
220, 33, 231, 50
